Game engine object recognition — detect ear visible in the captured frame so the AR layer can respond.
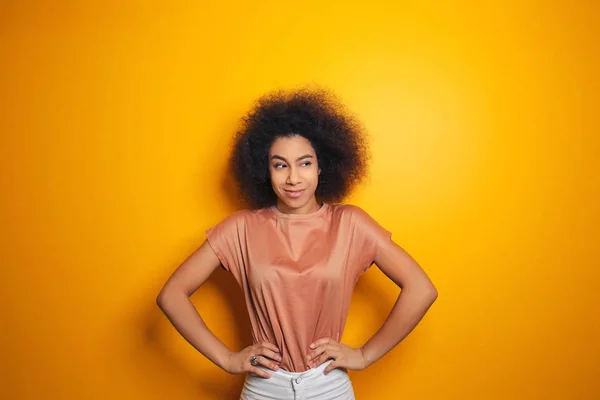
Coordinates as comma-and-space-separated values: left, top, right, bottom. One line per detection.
318, 168, 321, 175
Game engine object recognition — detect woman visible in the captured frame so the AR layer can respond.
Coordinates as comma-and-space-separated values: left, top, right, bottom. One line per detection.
156, 88, 438, 399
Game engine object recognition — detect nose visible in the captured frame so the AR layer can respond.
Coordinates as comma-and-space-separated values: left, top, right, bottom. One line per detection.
286, 166, 301, 185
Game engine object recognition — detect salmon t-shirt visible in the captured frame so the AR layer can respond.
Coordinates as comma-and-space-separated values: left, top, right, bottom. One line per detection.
205, 202, 392, 372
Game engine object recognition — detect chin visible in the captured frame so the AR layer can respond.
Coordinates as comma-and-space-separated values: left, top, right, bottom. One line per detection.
278, 196, 305, 209
280, 199, 300, 209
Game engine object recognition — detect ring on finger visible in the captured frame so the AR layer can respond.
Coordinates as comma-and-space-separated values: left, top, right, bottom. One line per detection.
250, 355, 259, 366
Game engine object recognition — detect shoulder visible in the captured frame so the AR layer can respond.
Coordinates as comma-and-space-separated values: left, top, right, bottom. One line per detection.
330, 203, 392, 247
330, 202, 370, 217
329, 203, 377, 224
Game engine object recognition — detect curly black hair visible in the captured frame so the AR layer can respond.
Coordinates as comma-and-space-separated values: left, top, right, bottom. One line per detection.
229, 87, 370, 209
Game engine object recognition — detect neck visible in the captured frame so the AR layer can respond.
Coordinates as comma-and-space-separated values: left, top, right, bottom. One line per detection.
276, 198, 321, 215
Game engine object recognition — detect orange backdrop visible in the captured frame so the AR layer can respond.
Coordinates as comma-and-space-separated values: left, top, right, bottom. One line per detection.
1, 1, 598, 399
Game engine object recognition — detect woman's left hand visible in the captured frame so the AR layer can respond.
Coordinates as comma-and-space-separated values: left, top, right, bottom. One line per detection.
307, 338, 367, 374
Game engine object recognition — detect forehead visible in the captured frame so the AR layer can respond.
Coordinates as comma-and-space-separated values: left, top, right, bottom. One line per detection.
269, 135, 316, 156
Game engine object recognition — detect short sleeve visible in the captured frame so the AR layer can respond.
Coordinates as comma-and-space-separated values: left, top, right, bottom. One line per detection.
205, 212, 245, 273
348, 205, 392, 275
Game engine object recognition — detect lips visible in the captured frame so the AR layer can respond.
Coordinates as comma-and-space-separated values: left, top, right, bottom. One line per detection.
284, 189, 305, 198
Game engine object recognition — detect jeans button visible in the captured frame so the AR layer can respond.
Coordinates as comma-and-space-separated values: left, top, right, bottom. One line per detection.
295, 377, 302, 384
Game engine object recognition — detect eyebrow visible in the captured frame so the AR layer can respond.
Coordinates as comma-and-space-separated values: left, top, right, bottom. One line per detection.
270, 154, 313, 162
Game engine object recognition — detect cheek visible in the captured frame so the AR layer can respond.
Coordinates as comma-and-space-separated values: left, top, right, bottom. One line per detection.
312, 166, 320, 180
305, 171, 319, 187
269, 169, 283, 187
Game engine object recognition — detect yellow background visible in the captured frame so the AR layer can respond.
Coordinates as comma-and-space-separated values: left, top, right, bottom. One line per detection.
1, 1, 598, 399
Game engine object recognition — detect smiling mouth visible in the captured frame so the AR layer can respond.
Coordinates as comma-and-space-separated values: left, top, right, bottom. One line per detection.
284, 189, 305, 198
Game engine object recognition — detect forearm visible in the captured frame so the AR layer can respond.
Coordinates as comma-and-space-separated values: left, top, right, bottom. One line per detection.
156, 290, 232, 371
360, 285, 437, 368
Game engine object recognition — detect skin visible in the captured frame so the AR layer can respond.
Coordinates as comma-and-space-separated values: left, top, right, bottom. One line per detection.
269, 135, 321, 215
156, 135, 438, 379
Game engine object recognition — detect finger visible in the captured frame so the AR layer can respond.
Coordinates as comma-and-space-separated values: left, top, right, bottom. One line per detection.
260, 349, 283, 364
254, 355, 280, 371
316, 350, 338, 367
261, 342, 280, 353
308, 343, 336, 361
307, 346, 323, 361
324, 361, 339, 375
249, 366, 271, 379
309, 337, 332, 349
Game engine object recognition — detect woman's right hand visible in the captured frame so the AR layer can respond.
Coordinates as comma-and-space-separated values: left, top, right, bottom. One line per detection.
225, 342, 282, 378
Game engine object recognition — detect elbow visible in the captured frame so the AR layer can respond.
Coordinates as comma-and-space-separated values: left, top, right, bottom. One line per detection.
156, 287, 188, 309
429, 287, 439, 303
402, 282, 438, 306
156, 291, 167, 309
156, 288, 174, 309
407, 280, 437, 305
425, 284, 438, 304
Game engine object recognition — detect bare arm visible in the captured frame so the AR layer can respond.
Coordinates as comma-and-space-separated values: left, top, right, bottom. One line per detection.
360, 240, 438, 367
156, 240, 282, 377
156, 240, 232, 371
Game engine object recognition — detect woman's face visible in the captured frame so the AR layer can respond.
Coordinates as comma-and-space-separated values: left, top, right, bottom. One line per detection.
269, 135, 321, 214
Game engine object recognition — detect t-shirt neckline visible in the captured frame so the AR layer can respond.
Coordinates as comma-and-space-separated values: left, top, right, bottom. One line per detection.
270, 202, 329, 220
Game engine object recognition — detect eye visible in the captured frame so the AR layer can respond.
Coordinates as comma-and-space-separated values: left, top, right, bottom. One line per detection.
273, 163, 286, 169
301, 161, 312, 167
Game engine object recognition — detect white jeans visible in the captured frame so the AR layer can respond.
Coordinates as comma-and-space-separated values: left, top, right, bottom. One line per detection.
240, 360, 356, 400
